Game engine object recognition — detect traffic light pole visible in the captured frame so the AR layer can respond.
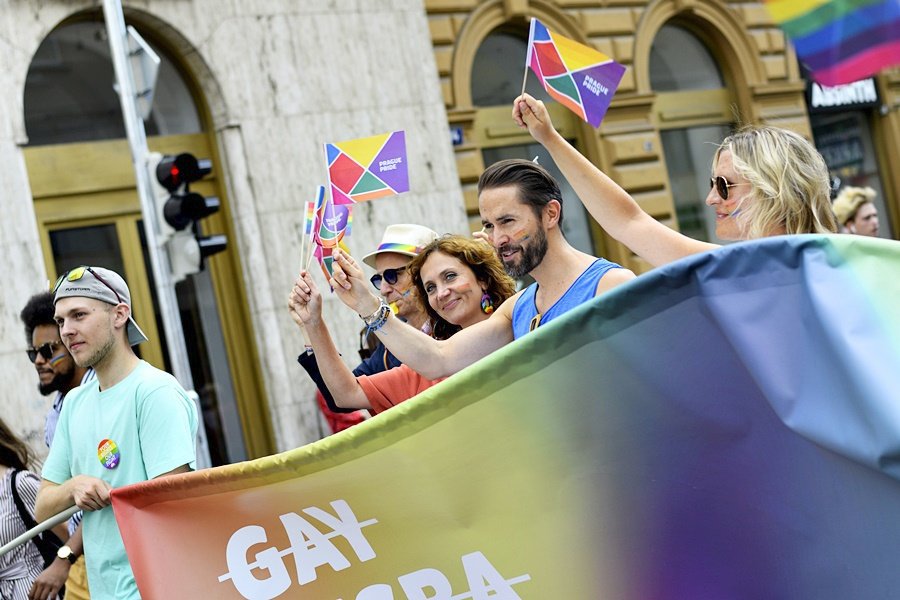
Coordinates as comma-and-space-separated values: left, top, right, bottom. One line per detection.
102, 0, 211, 468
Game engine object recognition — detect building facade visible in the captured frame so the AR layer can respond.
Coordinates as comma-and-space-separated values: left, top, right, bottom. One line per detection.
2, 0, 897, 461
1, 0, 467, 460
430, 0, 899, 268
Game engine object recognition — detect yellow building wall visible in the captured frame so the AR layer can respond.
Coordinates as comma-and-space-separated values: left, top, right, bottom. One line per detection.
427, 0, 900, 271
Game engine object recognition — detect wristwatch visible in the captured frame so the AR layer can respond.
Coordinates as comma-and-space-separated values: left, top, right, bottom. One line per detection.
56, 545, 77, 564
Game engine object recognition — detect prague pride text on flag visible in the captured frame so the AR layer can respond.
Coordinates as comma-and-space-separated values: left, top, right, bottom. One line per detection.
304, 183, 350, 277
526, 18, 625, 127
315, 194, 351, 249
325, 131, 408, 205
111, 235, 900, 599
763, 0, 900, 86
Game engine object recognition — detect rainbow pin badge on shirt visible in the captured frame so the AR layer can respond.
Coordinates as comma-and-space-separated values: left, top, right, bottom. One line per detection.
98, 439, 121, 469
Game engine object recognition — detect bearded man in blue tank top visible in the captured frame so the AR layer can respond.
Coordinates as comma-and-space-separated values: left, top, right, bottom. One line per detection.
295, 158, 636, 381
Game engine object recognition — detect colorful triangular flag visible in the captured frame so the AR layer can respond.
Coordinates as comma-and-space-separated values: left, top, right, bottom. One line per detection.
525, 18, 625, 127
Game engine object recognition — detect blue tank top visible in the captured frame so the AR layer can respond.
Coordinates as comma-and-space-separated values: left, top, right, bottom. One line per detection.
512, 258, 622, 339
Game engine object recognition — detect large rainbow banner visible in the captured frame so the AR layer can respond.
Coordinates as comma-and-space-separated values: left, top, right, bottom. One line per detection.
526, 18, 625, 127
111, 235, 900, 599
325, 131, 409, 205
764, 0, 900, 85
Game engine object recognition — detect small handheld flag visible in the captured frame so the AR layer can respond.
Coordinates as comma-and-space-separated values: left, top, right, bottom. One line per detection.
316, 198, 351, 249
325, 131, 409, 204
525, 18, 625, 127
299, 185, 327, 271
763, 0, 900, 86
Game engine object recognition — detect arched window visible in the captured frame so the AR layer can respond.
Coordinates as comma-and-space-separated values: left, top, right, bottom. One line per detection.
24, 21, 201, 146
471, 30, 552, 107
21, 18, 266, 465
650, 25, 724, 92
651, 24, 734, 243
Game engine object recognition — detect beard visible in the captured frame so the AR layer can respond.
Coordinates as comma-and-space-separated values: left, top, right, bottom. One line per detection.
79, 333, 116, 369
498, 227, 548, 278
37, 368, 76, 395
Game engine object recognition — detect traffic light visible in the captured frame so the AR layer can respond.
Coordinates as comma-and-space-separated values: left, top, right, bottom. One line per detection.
152, 152, 227, 281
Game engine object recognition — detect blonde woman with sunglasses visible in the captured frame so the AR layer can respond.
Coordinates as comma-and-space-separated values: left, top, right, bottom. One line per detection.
513, 93, 837, 268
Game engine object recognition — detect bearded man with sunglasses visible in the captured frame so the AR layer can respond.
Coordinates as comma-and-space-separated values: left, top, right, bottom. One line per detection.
35, 266, 198, 600
20, 291, 95, 600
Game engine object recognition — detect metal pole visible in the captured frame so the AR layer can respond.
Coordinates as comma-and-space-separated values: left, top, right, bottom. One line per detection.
0, 507, 78, 559
102, 0, 210, 468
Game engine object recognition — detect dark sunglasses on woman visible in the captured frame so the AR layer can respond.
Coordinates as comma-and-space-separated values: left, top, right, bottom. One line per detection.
710, 176, 742, 201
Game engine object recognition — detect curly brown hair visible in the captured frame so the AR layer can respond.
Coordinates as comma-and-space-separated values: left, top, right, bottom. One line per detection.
408, 235, 516, 340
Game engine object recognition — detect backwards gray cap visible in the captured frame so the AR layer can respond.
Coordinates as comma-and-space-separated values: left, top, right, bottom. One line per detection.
53, 266, 149, 346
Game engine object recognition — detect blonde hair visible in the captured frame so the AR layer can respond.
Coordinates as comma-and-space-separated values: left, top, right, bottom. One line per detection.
716, 126, 837, 239
832, 186, 876, 225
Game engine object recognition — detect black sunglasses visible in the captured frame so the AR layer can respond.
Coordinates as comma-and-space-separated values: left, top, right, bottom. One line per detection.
26, 340, 63, 363
370, 266, 407, 290
710, 176, 742, 201
52, 266, 124, 304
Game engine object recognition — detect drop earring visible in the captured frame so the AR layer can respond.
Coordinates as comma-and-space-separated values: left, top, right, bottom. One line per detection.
481, 291, 494, 314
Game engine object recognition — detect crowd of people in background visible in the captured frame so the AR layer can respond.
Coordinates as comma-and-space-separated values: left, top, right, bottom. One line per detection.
3, 92, 891, 598
291, 93, 885, 429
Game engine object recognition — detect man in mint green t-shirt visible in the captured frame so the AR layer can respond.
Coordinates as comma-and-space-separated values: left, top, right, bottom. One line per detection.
36, 266, 198, 599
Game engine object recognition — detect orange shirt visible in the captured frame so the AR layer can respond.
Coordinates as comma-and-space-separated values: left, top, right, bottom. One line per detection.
356, 365, 446, 414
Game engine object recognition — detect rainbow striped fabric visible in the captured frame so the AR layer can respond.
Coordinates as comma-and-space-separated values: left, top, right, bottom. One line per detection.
112, 235, 900, 599
373, 242, 422, 255
303, 185, 325, 236
764, 0, 900, 85
526, 18, 625, 127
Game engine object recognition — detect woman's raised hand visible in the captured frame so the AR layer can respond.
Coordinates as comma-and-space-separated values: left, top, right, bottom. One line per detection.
331, 248, 383, 317
288, 270, 323, 326
513, 93, 557, 145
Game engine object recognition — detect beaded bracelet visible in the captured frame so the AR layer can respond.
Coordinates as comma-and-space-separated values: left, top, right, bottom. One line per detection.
361, 300, 391, 333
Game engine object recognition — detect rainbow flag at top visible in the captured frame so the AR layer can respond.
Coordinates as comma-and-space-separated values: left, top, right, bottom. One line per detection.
764, 0, 900, 86
526, 18, 625, 127
325, 131, 409, 205
112, 235, 900, 599
303, 185, 326, 236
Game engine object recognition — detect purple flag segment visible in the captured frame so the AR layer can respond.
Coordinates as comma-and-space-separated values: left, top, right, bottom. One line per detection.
572, 63, 626, 128
372, 131, 409, 194
322, 203, 351, 236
